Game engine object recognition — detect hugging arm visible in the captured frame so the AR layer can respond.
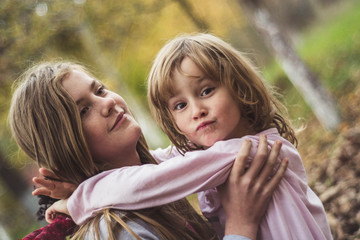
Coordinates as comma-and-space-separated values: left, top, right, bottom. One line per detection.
35, 136, 281, 225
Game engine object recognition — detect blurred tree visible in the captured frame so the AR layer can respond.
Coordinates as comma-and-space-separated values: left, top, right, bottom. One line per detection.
238, 0, 341, 130
174, 0, 209, 30
263, 0, 315, 32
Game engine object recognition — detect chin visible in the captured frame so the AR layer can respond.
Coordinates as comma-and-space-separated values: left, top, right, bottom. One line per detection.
200, 140, 218, 148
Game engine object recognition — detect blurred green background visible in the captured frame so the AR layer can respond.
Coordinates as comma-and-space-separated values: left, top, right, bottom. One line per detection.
1, 0, 360, 239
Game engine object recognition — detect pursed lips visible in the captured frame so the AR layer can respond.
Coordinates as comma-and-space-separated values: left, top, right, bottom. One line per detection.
110, 112, 125, 131
196, 120, 215, 131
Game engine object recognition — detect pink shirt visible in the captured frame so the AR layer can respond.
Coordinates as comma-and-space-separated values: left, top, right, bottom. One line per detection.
68, 128, 332, 239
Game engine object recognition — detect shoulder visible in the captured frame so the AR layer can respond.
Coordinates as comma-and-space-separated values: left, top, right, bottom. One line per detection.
117, 218, 161, 239
85, 212, 161, 240
150, 145, 182, 163
223, 235, 251, 240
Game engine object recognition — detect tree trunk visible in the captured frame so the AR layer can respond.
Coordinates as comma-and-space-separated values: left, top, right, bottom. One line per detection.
239, 0, 340, 130
174, 0, 209, 30
0, 224, 11, 240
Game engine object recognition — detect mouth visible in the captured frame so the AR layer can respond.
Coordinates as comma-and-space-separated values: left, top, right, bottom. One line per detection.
110, 112, 125, 131
196, 121, 215, 131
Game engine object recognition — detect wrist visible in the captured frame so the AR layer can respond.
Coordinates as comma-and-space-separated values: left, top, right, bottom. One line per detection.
63, 199, 70, 216
224, 217, 258, 239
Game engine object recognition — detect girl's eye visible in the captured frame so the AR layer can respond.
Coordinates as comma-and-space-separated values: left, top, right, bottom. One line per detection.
96, 86, 106, 95
80, 106, 89, 117
201, 88, 214, 96
174, 102, 187, 110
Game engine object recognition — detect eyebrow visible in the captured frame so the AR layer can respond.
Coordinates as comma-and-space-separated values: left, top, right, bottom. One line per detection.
168, 77, 208, 102
75, 79, 96, 105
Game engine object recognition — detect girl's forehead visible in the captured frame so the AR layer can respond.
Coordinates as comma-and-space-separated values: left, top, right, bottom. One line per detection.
62, 70, 94, 97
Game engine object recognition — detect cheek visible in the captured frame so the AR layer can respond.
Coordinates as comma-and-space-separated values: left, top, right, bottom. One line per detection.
173, 113, 188, 133
82, 119, 105, 150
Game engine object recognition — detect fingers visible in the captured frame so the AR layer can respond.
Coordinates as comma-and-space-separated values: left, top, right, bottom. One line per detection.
33, 177, 55, 190
45, 207, 56, 223
246, 135, 268, 178
32, 187, 51, 196
231, 140, 252, 179
257, 140, 282, 184
32, 176, 55, 197
39, 168, 60, 181
263, 158, 288, 196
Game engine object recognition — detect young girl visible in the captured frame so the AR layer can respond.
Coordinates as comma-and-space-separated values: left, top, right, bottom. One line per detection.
146, 33, 332, 239
35, 34, 331, 239
12, 61, 286, 240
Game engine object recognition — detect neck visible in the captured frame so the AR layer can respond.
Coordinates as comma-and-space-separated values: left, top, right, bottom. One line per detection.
101, 149, 142, 170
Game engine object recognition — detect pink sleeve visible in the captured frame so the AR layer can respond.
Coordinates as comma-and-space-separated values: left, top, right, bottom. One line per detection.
150, 145, 181, 163
68, 138, 250, 225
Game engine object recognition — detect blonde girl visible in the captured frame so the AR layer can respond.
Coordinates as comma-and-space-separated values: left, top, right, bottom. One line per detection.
10, 62, 217, 239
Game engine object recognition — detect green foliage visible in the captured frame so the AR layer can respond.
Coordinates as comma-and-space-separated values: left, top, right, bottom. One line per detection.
298, 0, 360, 94
262, 0, 360, 124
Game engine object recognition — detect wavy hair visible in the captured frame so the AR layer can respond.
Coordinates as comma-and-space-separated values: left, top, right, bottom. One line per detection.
148, 33, 297, 154
9, 61, 216, 239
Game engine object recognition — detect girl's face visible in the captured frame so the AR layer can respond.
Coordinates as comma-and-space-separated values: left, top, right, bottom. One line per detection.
168, 57, 255, 148
62, 70, 142, 167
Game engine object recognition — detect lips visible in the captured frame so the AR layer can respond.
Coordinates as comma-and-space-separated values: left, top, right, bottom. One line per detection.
196, 121, 215, 131
110, 112, 124, 131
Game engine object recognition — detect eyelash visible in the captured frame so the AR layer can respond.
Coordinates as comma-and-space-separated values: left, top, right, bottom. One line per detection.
96, 85, 106, 95
201, 87, 214, 96
174, 102, 186, 110
80, 107, 89, 117
80, 85, 107, 117
173, 87, 215, 111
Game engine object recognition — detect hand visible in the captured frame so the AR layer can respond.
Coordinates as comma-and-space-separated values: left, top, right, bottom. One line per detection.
218, 135, 288, 239
32, 168, 77, 199
45, 199, 70, 223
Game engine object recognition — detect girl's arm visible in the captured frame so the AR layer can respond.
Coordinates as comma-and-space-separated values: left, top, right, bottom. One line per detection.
37, 136, 275, 225
68, 137, 255, 225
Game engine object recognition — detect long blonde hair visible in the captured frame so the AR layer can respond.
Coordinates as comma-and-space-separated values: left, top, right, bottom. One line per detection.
9, 61, 216, 239
148, 33, 297, 154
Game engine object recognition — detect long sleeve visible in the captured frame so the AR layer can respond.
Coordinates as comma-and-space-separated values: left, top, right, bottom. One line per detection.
68, 138, 250, 225
198, 129, 332, 239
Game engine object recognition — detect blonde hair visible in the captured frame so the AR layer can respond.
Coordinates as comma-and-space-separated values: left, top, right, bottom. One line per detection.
9, 61, 216, 239
9, 61, 97, 184
148, 33, 297, 153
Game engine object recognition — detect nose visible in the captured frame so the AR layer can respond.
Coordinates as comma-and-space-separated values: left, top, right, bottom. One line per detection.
100, 97, 116, 117
192, 101, 208, 120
